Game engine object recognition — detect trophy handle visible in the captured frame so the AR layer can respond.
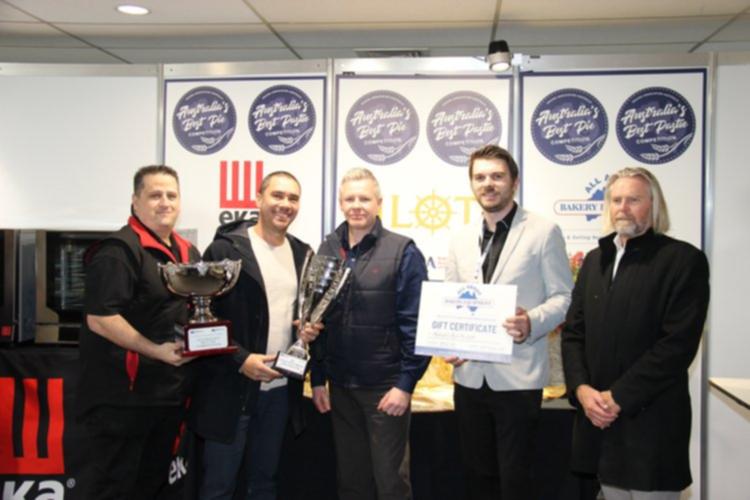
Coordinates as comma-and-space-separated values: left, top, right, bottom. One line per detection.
310, 266, 350, 323
212, 259, 242, 297
295, 250, 315, 324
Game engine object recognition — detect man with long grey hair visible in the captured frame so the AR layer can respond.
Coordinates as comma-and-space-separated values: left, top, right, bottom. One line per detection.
562, 167, 710, 500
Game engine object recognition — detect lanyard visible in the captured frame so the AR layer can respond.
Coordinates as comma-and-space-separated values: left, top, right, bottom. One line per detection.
474, 228, 495, 283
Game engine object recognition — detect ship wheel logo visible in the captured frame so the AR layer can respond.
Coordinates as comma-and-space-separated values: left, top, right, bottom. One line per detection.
411, 191, 452, 234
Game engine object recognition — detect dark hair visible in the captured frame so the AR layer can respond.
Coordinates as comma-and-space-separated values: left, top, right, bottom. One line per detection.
259, 170, 301, 194
468, 145, 519, 181
133, 165, 179, 195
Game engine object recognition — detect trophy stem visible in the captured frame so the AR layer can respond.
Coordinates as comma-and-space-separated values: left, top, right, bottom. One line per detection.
191, 296, 218, 323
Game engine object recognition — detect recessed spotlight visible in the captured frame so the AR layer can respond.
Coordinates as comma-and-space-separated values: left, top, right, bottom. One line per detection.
116, 4, 150, 16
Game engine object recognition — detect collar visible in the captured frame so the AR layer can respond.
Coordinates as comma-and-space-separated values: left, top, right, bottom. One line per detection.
482, 202, 517, 236
128, 215, 192, 263
599, 227, 656, 261
335, 216, 383, 253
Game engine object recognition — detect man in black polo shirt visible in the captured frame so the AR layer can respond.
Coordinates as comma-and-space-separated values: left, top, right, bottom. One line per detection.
76, 165, 200, 499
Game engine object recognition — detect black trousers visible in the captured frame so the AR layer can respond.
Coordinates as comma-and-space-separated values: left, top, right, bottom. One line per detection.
78, 405, 183, 500
329, 384, 412, 500
454, 383, 542, 500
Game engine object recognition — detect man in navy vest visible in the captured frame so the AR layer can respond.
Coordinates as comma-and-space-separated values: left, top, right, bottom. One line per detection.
311, 167, 430, 500
77, 165, 200, 499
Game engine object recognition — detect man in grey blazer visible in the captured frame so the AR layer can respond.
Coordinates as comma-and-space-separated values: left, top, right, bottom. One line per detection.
445, 145, 573, 500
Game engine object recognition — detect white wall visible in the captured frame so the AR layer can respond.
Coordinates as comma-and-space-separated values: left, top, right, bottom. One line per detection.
706, 52, 750, 500
0, 70, 158, 230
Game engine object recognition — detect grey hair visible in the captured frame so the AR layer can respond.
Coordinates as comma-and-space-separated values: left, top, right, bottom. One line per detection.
602, 167, 670, 235
339, 167, 382, 200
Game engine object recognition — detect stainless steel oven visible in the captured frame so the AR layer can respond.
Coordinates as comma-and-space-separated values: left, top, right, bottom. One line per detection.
18, 230, 110, 344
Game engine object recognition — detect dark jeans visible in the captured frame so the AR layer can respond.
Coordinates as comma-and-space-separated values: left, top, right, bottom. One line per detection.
78, 404, 183, 500
330, 384, 412, 500
199, 385, 289, 500
454, 383, 542, 500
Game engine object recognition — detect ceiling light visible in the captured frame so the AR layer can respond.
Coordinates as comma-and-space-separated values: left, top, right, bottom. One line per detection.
116, 4, 150, 16
487, 40, 512, 72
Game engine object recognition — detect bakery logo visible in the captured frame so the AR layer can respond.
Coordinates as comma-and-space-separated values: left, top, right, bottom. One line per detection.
249, 85, 316, 155
444, 285, 490, 314
553, 175, 609, 222
173, 86, 236, 155
531, 88, 608, 165
616, 87, 695, 164
427, 91, 502, 167
0, 378, 65, 475
218, 160, 263, 225
346, 90, 419, 165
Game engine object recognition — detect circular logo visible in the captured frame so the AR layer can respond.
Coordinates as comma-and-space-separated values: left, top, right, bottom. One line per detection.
616, 87, 695, 164
248, 85, 316, 155
345, 90, 419, 165
173, 86, 236, 155
427, 91, 502, 167
531, 88, 608, 165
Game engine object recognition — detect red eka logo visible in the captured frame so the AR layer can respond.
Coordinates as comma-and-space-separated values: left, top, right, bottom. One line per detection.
219, 160, 264, 209
0, 378, 65, 475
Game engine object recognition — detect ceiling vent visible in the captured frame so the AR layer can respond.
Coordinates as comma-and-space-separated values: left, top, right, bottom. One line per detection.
354, 48, 429, 58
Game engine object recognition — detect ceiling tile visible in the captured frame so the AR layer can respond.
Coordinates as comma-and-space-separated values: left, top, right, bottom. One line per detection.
709, 14, 750, 41
108, 48, 296, 64
0, 3, 37, 21
278, 22, 492, 48
500, 0, 750, 20
5, 0, 261, 23
494, 17, 730, 45
251, 0, 496, 23
63, 23, 283, 49
513, 43, 697, 55
697, 40, 750, 51
0, 46, 126, 63
0, 22, 89, 47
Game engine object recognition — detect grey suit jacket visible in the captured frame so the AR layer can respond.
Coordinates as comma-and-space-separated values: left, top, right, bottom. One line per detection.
445, 206, 573, 391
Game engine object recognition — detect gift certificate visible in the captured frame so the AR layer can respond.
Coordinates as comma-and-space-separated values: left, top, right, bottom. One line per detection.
415, 281, 517, 363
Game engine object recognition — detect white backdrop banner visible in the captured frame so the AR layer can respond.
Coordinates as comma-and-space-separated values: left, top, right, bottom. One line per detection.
335, 76, 512, 279
520, 69, 706, 258
164, 76, 326, 251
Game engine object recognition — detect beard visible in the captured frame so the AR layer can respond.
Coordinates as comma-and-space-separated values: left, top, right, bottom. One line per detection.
477, 188, 513, 213
613, 218, 648, 239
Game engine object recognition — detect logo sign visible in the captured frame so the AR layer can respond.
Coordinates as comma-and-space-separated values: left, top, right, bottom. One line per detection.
346, 90, 419, 165
219, 160, 264, 209
427, 91, 502, 167
531, 88, 608, 165
0, 378, 65, 475
218, 160, 263, 225
553, 175, 609, 222
616, 87, 695, 164
173, 86, 236, 155
445, 285, 491, 314
248, 85, 316, 155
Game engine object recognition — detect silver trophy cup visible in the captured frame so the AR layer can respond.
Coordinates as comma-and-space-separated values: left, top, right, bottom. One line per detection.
273, 252, 350, 379
159, 259, 242, 356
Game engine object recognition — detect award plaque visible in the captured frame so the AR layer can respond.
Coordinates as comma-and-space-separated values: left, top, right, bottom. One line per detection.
159, 259, 242, 357
273, 252, 350, 379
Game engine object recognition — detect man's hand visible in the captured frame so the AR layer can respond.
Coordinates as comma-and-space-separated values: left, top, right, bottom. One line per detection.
601, 390, 622, 415
294, 320, 324, 344
376, 387, 411, 417
444, 356, 468, 367
576, 384, 619, 429
503, 306, 531, 343
240, 354, 283, 382
152, 340, 192, 367
312, 385, 331, 413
